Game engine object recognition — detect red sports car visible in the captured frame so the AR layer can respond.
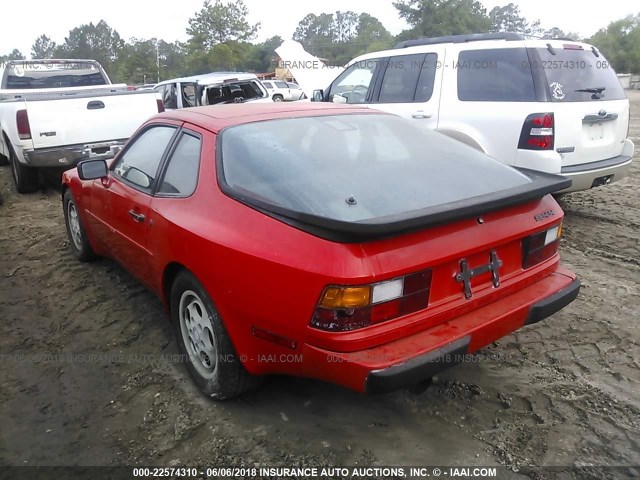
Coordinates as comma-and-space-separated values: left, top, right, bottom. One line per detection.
61, 103, 579, 399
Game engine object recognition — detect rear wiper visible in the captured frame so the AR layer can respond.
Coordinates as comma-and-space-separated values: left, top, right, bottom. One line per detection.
575, 87, 605, 99
575, 87, 605, 94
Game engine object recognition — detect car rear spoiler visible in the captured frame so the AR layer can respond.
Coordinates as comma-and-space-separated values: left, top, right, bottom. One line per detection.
221, 169, 571, 242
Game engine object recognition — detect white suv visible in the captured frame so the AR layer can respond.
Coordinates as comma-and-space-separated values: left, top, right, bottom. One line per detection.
312, 33, 634, 192
262, 80, 306, 102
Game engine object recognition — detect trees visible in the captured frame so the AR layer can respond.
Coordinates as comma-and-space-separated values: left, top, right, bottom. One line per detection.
31, 35, 57, 59
588, 14, 640, 74
0, 49, 26, 61
186, 0, 259, 49
488, 3, 543, 36
393, 0, 491, 38
55, 20, 124, 77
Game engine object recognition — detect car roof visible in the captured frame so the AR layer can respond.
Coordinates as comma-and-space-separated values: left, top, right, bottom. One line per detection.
152, 103, 376, 133
156, 72, 259, 86
350, 36, 596, 65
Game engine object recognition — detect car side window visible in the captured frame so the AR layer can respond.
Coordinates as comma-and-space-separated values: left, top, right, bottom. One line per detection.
457, 48, 536, 102
415, 53, 438, 102
163, 83, 178, 109
274, 81, 289, 89
112, 126, 177, 191
263, 82, 273, 89
327, 59, 380, 104
377, 54, 426, 103
158, 132, 202, 196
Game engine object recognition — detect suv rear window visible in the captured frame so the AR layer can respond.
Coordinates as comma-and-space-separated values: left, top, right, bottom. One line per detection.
205, 80, 265, 104
457, 48, 536, 102
220, 114, 531, 223
534, 48, 625, 102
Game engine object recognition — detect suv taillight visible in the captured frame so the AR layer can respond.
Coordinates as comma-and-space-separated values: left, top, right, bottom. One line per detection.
522, 222, 562, 269
16, 110, 31, 140
518, 113, 554, 150
157, 99, 165, 113
310, 270, 432, 332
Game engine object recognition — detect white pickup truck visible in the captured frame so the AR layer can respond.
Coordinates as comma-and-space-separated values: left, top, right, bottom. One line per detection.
0, 59, 163, 192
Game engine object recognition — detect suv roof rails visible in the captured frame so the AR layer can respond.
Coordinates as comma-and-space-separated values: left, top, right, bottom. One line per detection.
394, 32, 525, 49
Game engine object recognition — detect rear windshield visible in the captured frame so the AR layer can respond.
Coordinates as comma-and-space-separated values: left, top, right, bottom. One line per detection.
2, 62, 108, 89
534, 48, 626, 102
205, 81, 265, 104
219, 114, 531, 223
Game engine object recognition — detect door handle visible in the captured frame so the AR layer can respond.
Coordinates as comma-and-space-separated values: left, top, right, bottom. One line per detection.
128, 210, 145, 223
412, 111, 433, 119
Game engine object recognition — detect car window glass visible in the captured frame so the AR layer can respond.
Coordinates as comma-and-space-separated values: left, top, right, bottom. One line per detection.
534, 48, 625, 102
112, 126, 176, 190
159, 133, 201, 196
378, 54, 425, 103
221, 114, 531, 222
328, 59, 380, 104
263, 82, 273, 89
161, 83, 178, 108
181, 83, 196, 108
457, 48, 536, 102
274, 81, 289, 89
415, 53, 438, 102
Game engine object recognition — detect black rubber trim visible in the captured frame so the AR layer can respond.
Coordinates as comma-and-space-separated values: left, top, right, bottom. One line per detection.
394, 33, 524, 49
365, 336, 471, 394
561, 155, 632, 174
525, 278, 581, 326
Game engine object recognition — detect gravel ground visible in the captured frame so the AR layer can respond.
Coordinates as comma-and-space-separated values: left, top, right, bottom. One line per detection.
0, 93, 639, 479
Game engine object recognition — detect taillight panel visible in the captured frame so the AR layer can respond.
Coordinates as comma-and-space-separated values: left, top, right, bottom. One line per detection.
16, 110, 31, 140
522, 223, 562, 269
311, 270, 433, 332
518, 112, 554, 150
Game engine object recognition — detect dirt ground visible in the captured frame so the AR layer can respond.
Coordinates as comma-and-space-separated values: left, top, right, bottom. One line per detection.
1, 93, 639, 480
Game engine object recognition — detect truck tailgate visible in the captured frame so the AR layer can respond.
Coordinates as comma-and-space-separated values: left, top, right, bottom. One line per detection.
25, 91, 158, 149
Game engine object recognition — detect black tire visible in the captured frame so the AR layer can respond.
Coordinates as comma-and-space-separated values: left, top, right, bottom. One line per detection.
272, 94, 284, 102
170, 270, 261, 400
9, 144, 38, 193
63, 189, 97, 262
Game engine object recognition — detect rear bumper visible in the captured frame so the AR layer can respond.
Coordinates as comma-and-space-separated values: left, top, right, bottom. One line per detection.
300, 268, 579, 393
558, 140, 635, 192
21, 140, 126, 168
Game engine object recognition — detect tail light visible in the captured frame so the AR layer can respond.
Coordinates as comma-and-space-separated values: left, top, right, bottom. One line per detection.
518, 113, 554, 150
522, 223, 562, 269
310, 270, 432, 332
127, 85, 136, 91
16, 110, 31, 140
157, 99, 165, 113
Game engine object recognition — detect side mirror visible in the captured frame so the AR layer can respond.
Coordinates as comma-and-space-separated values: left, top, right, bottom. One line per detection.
77, 159, 108, 181
312, 89, 324, 102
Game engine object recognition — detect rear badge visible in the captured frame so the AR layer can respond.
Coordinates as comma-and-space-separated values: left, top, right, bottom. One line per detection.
455, 250, 502, 300
534, 210, 555, 222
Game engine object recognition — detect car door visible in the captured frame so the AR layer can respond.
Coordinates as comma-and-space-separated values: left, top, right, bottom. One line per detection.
90, 123, 180, 284
369, 49, 445, 129
324, 58, 385, 104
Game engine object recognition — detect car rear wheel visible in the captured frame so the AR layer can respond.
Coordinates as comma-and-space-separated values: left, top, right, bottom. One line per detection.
170, 270, 261, 399
63, 189, 97, 262
9, 145, 38, 193
272, 94, 284, 102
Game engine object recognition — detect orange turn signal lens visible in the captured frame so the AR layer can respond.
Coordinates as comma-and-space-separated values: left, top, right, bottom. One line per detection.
319, 286, 372, 309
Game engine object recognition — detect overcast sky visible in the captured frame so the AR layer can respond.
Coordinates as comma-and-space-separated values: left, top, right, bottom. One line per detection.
1, 0, 638, 58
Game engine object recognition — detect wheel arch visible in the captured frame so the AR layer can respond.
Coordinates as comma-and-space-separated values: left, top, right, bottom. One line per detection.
162, 261, 189, 313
